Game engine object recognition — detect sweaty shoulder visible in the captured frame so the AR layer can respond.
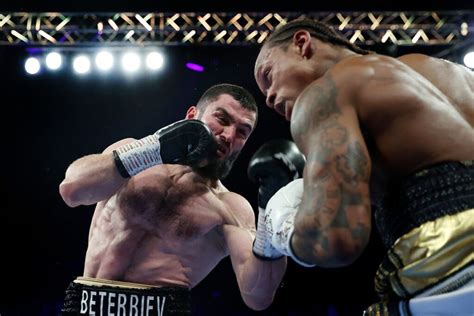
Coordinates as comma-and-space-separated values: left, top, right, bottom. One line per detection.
330, 54, 405, 87
294, 54, 403, 116
328, 54, 436, 117
217, 187, 255, 230
398, 53, 474, 111
310, 54, 406, 105
398, 53, 467, 74
398, 53, 473, 83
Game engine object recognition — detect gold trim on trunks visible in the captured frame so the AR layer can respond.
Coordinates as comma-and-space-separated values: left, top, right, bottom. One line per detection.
376, 208, 474, 299
74, 276, 160, 289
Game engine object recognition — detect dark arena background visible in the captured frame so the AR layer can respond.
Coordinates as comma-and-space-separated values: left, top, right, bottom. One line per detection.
1, 1, 473, 315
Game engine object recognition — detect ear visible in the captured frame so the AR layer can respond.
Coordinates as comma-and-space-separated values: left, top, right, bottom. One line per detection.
185, 106, 198, 119
292, 30, 313, 59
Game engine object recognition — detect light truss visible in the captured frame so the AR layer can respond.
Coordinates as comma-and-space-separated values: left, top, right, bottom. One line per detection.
0, 11, 472, 47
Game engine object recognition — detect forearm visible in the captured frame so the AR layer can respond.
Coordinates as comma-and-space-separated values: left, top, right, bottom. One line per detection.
237, 255, 286, 311
291, 167, 371, 267
59, 153, 127, 207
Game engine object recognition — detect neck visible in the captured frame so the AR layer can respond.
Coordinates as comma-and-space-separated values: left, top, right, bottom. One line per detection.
205, 177, 220, 188
338, 48, 359, 61
314, 46, 359, 78
193, 167, 220, 188
169, 165, 220, 188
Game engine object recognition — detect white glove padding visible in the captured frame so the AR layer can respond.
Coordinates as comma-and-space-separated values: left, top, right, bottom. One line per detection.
252, 206, 285, 260
266, 178, 316, 267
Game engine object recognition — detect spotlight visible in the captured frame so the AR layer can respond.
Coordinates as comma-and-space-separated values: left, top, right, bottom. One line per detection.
25, 57, 41, 75
73, 55, 91, 74
146, 52, 164, 71
463, 51, 474, 69
121, 52, 140, 72
95, 51, 114, 71
45, 52, 62, 70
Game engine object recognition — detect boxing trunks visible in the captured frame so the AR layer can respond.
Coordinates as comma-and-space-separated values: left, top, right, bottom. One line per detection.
61, 277, 191, 316
365, 160, 474, 316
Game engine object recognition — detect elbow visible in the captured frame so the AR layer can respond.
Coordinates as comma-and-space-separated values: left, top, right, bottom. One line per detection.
242, 295, 273, 311
325, 235, 370, 267
59, 180, 81, 208
248, 303, 271, 312
329, 246, 364, 267
292, 227, 370, 268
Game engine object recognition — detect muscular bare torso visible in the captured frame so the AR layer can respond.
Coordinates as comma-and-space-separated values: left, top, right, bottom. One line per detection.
362, 53, 473, 175
83, 164, 251, 288
295, 53, 474, 178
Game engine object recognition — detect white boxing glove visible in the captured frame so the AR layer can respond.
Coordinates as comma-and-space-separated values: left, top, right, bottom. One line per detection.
266, 178, 316, 267
253, 205, 285, 260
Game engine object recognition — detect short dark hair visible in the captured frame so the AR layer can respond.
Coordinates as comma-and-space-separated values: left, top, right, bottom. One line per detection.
197, 83, 258, 125
265, 18, 371, 55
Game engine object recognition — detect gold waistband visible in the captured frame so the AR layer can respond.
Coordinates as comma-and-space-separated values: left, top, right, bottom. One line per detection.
375, 208, 474, 299
74, 277, 159, 289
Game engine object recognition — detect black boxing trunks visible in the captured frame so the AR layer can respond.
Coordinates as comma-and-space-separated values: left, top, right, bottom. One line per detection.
365, 161, 474, 315
61, 277, 191, 316
375, 160, 474, 248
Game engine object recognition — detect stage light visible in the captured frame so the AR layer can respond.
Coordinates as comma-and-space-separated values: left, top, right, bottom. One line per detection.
25, 57, 41, 75
146, 52, 164, 71
186, 62, 204, 72
73, 55, 91, 74
23, 47, 172, 76
121, 52, 140, 72
463, 51, 474, 68
95, 51, 114, 71
45, 52, 62, 70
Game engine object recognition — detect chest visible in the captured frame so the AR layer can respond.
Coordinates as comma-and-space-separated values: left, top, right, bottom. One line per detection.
117, 174, 226, 240
162, 182, 225, 238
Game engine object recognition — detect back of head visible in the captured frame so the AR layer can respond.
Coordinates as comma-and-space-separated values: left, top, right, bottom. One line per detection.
264, 18, 371, 55
196, 83, 258, 122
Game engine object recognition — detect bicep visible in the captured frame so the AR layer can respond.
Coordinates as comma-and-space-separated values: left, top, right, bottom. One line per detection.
222, 224, 255, 265
60, 137, 137, 207
292, 73, 372, 188
292, 75, 372, 258
221, 198, 256, 267
302, 105, 371, 218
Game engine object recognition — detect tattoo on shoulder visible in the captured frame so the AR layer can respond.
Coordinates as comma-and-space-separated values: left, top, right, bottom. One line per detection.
310, 75, 340, 124
293, 75, 341, 143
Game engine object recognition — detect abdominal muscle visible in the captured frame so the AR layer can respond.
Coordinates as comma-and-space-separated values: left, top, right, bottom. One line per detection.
83, 166, 228, 288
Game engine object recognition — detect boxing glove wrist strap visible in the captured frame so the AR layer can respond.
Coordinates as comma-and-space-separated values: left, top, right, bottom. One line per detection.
113, 150, 130, 178
252, 207, 284, 261
113, 134, 163, 178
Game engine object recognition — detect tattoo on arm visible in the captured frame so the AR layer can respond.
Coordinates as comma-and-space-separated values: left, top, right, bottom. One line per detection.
293, 74, 371, 263
311, 76, 341, 124
335, 141, 370, 185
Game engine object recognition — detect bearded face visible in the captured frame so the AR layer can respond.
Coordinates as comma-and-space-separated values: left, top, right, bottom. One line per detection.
195, 150, 240, 180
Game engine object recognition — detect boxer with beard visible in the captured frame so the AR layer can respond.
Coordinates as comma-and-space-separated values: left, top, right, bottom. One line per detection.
59, 83, 286, 315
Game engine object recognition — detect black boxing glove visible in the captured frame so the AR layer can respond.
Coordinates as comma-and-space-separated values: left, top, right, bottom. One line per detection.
113, 119, 217, 177
247, 139, 305, 260
248, 139, 306, 208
